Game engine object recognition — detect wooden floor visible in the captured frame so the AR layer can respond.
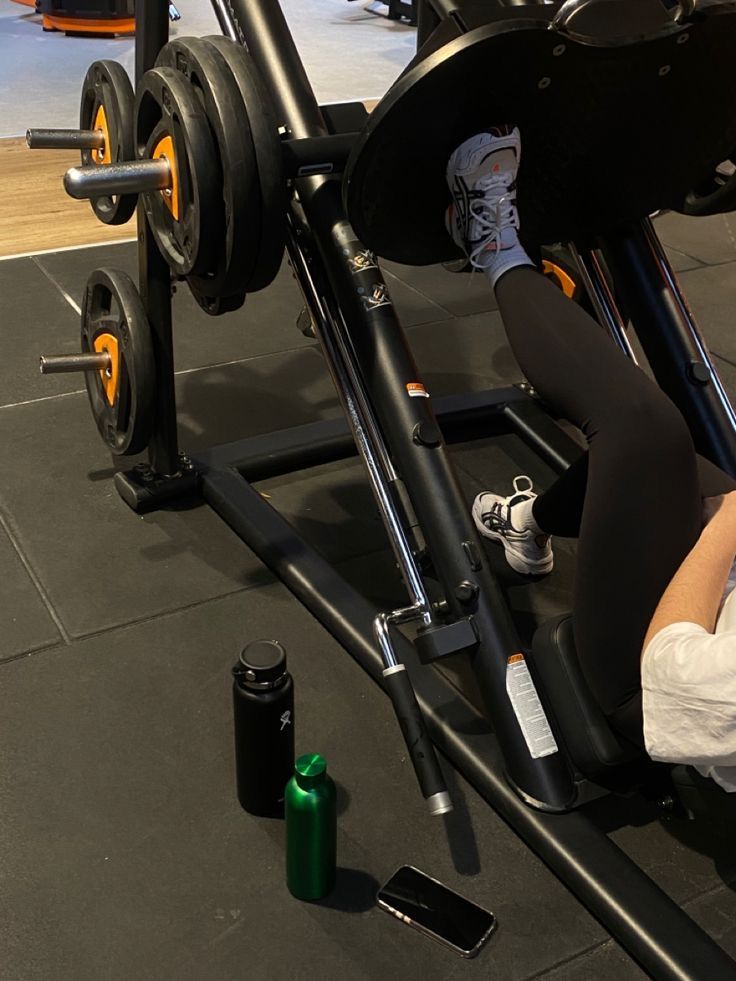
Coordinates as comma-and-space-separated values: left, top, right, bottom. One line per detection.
0, 137, 135, 259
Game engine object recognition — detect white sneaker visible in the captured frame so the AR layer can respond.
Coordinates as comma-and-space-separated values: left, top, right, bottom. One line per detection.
445, 126, 523, 270
472, 475, 553, 576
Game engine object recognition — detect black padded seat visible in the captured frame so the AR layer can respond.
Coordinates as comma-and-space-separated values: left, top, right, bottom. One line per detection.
670, 765, 736, 822
532, 614, 640, 779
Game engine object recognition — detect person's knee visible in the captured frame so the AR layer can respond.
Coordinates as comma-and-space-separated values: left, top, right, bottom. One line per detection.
602, 391, 694, 466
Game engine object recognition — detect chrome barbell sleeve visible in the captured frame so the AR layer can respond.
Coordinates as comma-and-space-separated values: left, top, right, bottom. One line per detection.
64, 158, 171, 200
27, 128, 106, 151
40, 353, 112, 375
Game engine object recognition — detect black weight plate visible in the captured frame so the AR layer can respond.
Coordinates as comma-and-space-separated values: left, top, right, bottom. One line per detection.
136, 67, 221, 277
205, 36, 288, 292
81, 268, 155, 456
79, 60, 137, 226
157, 37, 261, 301
187, 282, 247, 316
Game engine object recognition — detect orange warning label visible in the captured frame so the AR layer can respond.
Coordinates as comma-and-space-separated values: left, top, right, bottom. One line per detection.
406, 382, 429, 398
508, 653, 525, 664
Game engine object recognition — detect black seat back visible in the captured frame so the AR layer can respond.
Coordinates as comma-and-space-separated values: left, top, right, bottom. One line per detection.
532, 614, 640, 778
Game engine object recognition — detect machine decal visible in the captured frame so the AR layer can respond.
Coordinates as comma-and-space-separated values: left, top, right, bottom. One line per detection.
346, 248, 379, 274
506, 653, 558, 759
357, 283, 392, 311
406, 382, 429, 398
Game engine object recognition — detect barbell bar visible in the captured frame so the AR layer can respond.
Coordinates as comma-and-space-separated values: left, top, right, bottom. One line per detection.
62, 130, 359, 204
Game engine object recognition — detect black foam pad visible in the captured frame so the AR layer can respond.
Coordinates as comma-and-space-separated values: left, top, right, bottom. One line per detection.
344, 4, 736, 263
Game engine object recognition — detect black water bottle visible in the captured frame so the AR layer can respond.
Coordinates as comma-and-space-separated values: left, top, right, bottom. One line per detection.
232, 640, 295, 817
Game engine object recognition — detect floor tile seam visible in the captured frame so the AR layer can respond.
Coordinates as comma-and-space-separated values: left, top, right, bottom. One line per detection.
712, 350, 736, 371
382, 268, 456, 319
0, 509, 71, 645
0, 343, 319, 411
0, 637, 66, 668
173, 342, 316, 379
30, 254, 82, 315
63, 579, 277, 646
0, 237, 137, 263
676, 255, 736, 271
520, 938, 616, 980
660, 246, 705, 269
404, 310, 496, 333
679, 874, 736, 910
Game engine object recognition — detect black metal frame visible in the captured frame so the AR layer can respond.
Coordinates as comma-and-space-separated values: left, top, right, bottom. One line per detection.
114, 1, 736, 976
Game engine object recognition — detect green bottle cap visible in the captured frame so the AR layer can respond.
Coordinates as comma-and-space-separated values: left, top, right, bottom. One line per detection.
295, 753, 327, 789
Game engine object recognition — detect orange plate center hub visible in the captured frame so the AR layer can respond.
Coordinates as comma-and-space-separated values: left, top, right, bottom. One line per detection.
92, 104, 111, 165
152, 134, 179, 221
93, 332, 119, 406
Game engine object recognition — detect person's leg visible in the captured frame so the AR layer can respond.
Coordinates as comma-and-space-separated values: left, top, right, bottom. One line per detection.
446, 128, 704, 739
495, 264, 703, 730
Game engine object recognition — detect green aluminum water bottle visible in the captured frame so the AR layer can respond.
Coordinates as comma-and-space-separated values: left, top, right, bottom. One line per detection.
285, 753, 337, 900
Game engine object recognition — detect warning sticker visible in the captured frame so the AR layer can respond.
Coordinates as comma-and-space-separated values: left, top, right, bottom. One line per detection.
406, 382, 429, 398
506, 653, 558, 759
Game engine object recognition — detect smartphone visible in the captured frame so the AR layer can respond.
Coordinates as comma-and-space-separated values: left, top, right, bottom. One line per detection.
376, 865, 497, 958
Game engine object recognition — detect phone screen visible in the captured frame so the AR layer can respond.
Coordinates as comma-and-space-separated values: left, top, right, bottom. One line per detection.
377, 866, 496, 957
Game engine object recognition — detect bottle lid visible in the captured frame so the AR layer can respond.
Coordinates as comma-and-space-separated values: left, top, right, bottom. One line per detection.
234, 640, 287, 690
295, 753, 327, 789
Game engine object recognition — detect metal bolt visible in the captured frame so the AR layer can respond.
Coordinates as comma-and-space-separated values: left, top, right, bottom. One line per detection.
454, 580, 479, 604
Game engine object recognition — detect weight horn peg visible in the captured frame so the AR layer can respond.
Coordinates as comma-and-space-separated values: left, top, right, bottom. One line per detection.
27, 129, 106, 151
39, 352, 112, 375
27, 60, 138, 226
43, 268, 156, 457
64, 158, 172, 200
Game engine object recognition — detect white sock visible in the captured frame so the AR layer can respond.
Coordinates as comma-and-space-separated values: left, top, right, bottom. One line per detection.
511, 497, 545, 535
481, 234, 535, 291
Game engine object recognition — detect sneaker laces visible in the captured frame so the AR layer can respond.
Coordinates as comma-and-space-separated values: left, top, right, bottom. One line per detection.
467, 173, 517, 269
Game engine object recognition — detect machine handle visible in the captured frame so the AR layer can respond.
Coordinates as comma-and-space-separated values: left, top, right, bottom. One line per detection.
383, 664, 452, 816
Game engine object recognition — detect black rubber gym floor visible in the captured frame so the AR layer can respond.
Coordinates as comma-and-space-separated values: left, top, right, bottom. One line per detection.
3, 212, 736, 981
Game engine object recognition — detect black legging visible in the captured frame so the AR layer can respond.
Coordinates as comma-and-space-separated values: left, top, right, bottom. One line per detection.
495, 265, 736, 744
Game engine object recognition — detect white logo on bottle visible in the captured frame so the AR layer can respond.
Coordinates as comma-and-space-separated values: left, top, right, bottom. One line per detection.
280, 710, 292, 731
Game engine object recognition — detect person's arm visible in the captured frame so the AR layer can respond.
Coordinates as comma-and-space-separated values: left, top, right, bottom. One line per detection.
642, 491, 736, 654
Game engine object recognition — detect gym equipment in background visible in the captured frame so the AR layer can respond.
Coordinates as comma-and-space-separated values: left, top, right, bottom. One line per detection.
12, 0, 180, 36
37, 0, 136, 35
26, 0, 736, 976
346, 0, 417, 26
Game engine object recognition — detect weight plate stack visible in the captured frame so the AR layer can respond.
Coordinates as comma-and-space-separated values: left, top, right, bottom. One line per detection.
205, 36, 288, 294
81, 268, 155, 455
136, 66, 221, 278
157, 37, 261, 314
79, 61, 137, 225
